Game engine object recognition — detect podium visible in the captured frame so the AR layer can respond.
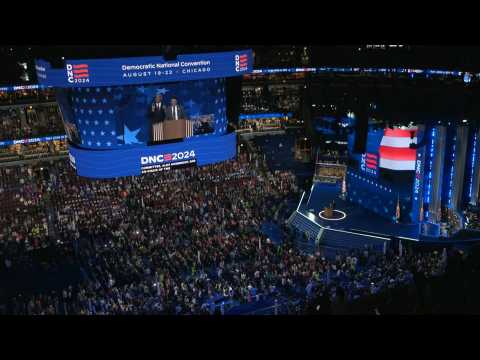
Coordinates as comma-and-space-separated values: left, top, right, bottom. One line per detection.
152, 119, 194, 142
323, 206, 333, 219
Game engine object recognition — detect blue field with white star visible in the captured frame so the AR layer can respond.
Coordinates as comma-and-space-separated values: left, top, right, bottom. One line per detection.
56, 78, 227, 150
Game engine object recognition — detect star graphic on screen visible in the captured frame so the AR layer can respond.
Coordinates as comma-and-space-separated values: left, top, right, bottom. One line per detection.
98, 109, 103, 115
80, 109, 84, 114
106, 141, 112, 146
107, 87, 112, 92
100, 131, 105, 136
82, 130, 86, 135
122, 125, 141, 145
102, 98, 107, 104
92, 98, 97, 104
74, 108, 78, 113
96, 88, 101, 93
186, 99, 195, 108
96, 142, 101, 146
156, 88, 169, 95
105, 120, 110, 125
86, 88, 90, 92
108, 109, 114, 114
111, 131, 116, 136
85, 120, 90, 125
87, 141, 92, 146
94, 120, 99, 125
137, 86, 146, 94
90, 131, 95, 136
88, 110, 93, 115
83, 98, 87, 103
78, 119, 82, 124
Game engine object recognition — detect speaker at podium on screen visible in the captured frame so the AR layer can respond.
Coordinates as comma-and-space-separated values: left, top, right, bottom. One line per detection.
152, 96, 194, 142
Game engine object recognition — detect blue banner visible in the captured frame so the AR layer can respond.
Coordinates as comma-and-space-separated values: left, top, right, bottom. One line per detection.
0, 84, 52, 92
68, 132, 236, 178
250, 67, 465, 78
35, 50, 253, 88
411, 126, 426, 223
239, 112, 292, 120
0, 135, 66, 148
348, 128, 384, 178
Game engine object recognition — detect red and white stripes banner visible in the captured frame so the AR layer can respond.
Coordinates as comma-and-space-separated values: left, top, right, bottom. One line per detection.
379, 127, 418, 171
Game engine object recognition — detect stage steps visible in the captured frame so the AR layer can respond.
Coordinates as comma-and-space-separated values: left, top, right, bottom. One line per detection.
319, 228, 386, 252
288, 210, 387, 254
288, 212, 321, 254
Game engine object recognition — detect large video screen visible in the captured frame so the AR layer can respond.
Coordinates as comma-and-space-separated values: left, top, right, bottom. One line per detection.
68, 132, 236, 178
56, 78, 227, 149
378, 127, 418, 171
348, 126, 418, 180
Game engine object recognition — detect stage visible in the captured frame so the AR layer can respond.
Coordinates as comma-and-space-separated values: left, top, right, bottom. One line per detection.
299, 182, 421, 241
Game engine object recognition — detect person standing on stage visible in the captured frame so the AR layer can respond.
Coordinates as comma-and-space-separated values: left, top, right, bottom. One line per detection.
151, 94, 166, 121
150, 94, 166, 142
166, 96, 187, 121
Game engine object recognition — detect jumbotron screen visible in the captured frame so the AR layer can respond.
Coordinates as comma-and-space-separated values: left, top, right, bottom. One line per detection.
56, 78, 227, 149
55, 78, 236, 178
348, 126, 418, 181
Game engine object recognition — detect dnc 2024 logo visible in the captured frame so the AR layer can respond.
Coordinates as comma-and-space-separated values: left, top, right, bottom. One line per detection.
234, 54, 248, 72
66, 63, 90, 84
141, 150, 196, 165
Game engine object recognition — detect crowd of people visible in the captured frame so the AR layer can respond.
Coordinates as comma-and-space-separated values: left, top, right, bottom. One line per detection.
463, 205, 480, 232
0, 104, 64, 141
1, 144, 476, 315
0, 88, 56, 106
241, 86, 301, 116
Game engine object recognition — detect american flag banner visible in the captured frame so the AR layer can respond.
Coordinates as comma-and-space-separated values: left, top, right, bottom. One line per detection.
379, 127, 418, 171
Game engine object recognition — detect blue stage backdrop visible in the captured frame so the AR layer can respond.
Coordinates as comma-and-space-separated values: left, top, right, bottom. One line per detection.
55, 78, 227, 150
347, 126, 421, 223
348, 128, 383, 178
69, 132, 236, 179
346, 169, 414, 223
